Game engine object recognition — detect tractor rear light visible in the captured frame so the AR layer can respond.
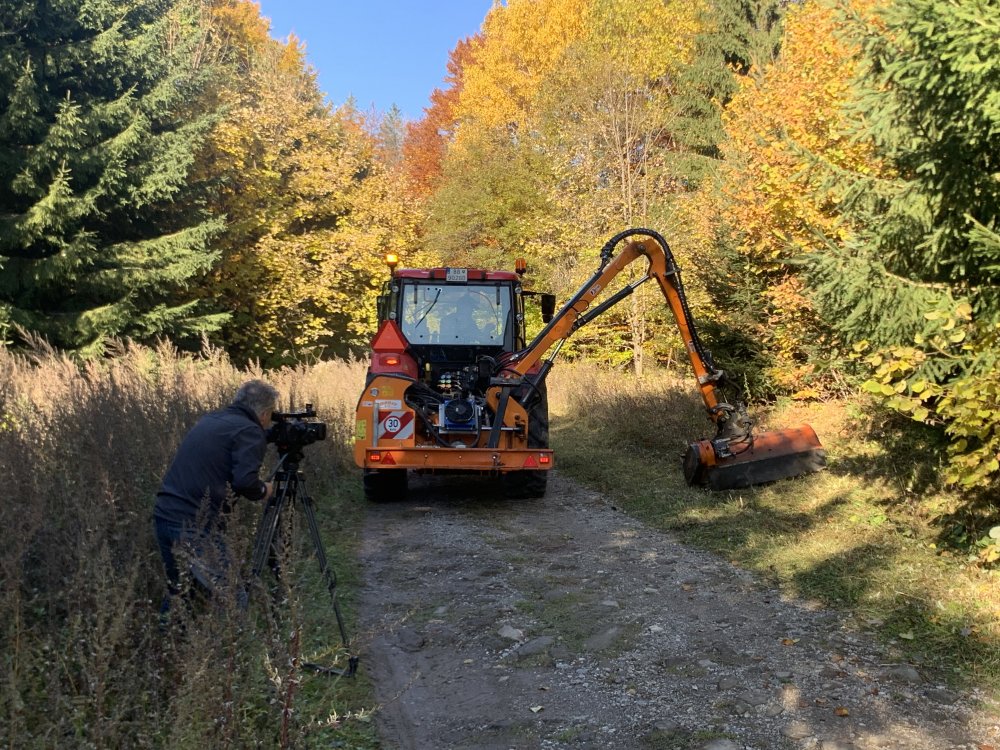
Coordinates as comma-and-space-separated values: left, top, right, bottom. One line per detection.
368, 451, 381, 462
369, 322, 418, 376
539, 454, 551, 466
372, 351, 417, 376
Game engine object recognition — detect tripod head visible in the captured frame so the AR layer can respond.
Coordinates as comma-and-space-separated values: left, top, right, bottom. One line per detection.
272, 451, 303, 480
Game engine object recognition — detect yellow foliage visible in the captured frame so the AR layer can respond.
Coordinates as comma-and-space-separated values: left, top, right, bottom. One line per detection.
672, 0, 886, 395
456, 0, 588, 132
456, 0, 701, 138
862, 316, 1000, 489
584, 0, 700, 82
721, 0, 882, 264
196, 3, 421, 363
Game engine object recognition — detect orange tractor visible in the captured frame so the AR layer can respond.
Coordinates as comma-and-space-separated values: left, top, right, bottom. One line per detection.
353, 228, 825, 501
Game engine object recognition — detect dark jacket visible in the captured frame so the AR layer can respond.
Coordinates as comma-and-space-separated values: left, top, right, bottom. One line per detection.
154, 402, 269, 527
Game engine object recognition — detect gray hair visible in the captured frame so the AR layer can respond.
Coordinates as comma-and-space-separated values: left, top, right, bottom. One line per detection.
234, 379, 279, 416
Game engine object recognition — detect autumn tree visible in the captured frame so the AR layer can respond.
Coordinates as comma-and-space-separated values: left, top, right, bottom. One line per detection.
0, 0, 226, 353
690, 0, 879, 396
453, 0, 588, 136
529, 0, 703, 373
420, 0, 587, 269
422, 0, 708, 372
402, 36, 478, 198
196, 4, 420, 363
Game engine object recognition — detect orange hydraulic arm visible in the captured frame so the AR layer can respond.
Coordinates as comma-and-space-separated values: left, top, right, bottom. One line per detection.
489, 228, 825, 490
492, 228, 736, 431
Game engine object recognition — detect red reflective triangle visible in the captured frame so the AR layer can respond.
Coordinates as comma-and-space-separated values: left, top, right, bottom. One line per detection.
381, 452, 396, 465
371, 321, 409, 353
523, 454, 538, 468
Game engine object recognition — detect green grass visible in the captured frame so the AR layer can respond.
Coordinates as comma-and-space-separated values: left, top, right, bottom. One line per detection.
548, 362, 1000, 694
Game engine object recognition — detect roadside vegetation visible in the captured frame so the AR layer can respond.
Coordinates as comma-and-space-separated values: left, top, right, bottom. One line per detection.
3, 342, 997, 748
549, 362, 1000, 693
0, 341, 375, 748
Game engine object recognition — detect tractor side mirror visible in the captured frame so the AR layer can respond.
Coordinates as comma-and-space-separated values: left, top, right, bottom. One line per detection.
540, 294, 556, 323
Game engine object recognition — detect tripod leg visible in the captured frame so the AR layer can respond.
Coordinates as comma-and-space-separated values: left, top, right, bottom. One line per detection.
249, 481, 288, 582
296, 481, 359, 677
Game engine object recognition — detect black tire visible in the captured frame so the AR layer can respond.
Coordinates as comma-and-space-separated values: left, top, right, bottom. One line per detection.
363, 469, 408, 502
503, 383, 549, 499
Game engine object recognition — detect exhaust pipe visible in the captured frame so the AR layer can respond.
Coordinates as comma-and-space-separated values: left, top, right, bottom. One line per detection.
683, 424, 826, 491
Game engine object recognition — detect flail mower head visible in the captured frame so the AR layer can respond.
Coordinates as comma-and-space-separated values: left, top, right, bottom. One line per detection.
683, 422, 827, 491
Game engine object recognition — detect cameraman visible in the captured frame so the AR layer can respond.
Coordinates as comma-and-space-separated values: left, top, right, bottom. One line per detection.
153, 379, 278, 613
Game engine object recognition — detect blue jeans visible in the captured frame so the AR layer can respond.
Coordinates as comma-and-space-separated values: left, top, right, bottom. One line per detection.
154, 517, 234, 614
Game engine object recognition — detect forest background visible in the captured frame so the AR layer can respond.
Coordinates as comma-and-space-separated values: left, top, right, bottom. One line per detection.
1, 0, 999, 745
2, 0, 998, 557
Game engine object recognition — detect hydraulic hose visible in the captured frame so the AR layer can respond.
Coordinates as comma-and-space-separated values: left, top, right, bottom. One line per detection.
600, 228, 716, 372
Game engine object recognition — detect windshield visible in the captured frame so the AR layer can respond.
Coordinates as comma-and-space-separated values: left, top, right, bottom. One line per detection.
399, 283, 510, 346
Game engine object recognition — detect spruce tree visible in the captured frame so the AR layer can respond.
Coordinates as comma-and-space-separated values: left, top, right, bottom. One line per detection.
668, 0, 786, 186
0, 0, 226, 353
801, 0, 1000, 486
377, 104, 406, 168
803, 0, 1000, 357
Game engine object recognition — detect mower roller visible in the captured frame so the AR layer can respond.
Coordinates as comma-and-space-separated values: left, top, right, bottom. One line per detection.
684, 424, 826, 491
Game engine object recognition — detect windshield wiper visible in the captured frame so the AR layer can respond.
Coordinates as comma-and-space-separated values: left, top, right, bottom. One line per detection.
413, 288, 441, 330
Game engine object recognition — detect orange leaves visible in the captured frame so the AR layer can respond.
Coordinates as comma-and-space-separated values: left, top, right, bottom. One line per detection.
679, 0, 891, 396
402, 37, 478, 197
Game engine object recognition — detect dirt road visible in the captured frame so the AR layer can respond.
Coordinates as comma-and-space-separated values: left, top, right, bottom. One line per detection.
357, 472, 999, 750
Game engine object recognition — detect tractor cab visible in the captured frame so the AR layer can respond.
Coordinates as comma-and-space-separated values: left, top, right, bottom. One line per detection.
376, 265, 541, 386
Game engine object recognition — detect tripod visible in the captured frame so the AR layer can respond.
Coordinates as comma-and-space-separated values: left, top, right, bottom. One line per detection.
249, 448, 359, 677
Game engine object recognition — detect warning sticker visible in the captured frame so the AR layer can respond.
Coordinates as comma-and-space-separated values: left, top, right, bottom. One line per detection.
355, 420, 367, 441
377, 410, 414, 440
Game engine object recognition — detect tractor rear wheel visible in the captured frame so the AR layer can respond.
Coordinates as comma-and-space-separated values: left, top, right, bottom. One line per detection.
503, 384, 549, 499
363, 469, 408, 502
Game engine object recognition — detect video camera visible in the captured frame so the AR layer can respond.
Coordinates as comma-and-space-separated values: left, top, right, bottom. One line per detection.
268, 404, 327, 454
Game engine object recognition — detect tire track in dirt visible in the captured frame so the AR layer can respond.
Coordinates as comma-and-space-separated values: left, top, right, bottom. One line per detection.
357, 471, 999, 750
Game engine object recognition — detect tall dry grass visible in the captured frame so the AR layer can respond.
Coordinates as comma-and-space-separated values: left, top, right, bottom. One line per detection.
0, 339, 370, 748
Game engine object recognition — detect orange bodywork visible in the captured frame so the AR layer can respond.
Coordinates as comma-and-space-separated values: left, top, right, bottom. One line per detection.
353, 373, 553, 474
